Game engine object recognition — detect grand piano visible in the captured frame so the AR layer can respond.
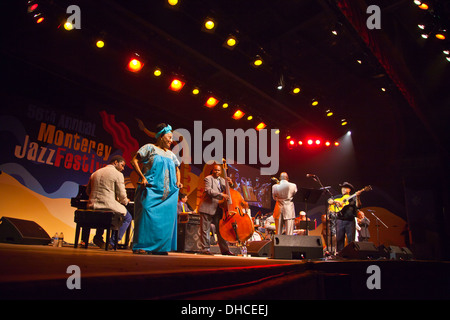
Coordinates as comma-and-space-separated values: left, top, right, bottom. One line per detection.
71, 184, 135, 248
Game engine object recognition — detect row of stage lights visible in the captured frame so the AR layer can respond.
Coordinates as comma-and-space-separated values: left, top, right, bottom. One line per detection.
413, 1, 450, 62
25, 0, 348, 140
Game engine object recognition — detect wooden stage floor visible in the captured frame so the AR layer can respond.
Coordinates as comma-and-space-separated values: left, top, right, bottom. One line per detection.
0, 243, 449, 301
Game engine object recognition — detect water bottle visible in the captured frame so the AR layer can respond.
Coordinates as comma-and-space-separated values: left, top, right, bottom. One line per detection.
58, 232, 64, 247
52, 233, 59, 247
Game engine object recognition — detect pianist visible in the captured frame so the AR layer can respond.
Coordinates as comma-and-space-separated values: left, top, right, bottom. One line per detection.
86, 155, 132, 249
178, 192, 194, 214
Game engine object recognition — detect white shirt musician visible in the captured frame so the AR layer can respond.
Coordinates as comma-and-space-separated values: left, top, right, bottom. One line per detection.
272, 172, 297, 235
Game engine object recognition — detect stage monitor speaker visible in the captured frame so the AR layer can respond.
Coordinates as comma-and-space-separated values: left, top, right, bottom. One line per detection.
177, 222, 201, 252
270, 235, 323, 260
0, 217, 51, 245
340, 241, 380, 260
388, 245, 414, 260
247, 240, 271, 257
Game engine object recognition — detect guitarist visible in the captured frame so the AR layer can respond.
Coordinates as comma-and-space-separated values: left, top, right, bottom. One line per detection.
327, 182, 362, 252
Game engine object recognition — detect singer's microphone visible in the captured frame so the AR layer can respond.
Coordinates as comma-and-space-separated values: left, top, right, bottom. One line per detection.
306, 174, 316, 178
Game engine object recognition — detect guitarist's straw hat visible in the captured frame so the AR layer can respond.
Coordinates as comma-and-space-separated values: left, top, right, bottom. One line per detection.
339, 182, 355, 191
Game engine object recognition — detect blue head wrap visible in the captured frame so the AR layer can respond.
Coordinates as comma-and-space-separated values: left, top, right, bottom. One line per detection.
155, 124, 172, 139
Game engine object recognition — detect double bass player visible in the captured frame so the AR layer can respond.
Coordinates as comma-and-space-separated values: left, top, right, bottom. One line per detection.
198, 164, 236, 255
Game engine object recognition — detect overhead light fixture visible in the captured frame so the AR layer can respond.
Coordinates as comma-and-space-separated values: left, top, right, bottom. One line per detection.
223, 35, 238, 50
167, 0, 179, 6
326, 110, 333, 117
311, 99, 319, 106
418, 3, 429, 10
96, 40, 105, 48
64, 21, 74, 31
169, 78, 185, 92
222, 103, 229, 109
252, 55, 263, 67
291, 87, 301, 94
204, 96, 219, 108
202, 17, 216, 33
33, 13, 44, 24
127, 55, 144, 72
435, 30, 446, 40
153, 68, 162, 77
27, 1, 39, 13
443, 50, 450, 55
247, 115, 253, 120
341, 119, 348, 126
232, 110, 245, 120
192, 88, 200, 95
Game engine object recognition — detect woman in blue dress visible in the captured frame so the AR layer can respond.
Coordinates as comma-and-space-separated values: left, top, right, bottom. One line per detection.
130, 123, 182, 254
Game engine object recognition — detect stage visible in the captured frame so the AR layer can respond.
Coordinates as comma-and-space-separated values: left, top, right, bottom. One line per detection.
0, 243, 449, 301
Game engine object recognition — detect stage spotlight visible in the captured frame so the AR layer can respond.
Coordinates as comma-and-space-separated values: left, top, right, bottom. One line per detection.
446, 57, 450, 62
347, 131, 352, 135
232, 110, 245, 120
325, 141, 331, 147
247, 115, 253, 120
307, 139, 313, 145
223, 35, 238, 50
27, 2, 39, 13
421, 33, 429, 39
418, 24, 425, 30
286, 135, 291, 140
127, 56, 144, 72
202, 17, 216, 33
153, 68, 162, 77
252, 55, 263, 67
167, 0, 179, 6
33, 13, 44, 24
341, 119, 348, 126
291, 86, 301, 94
192, 88, 200, 95
275, 129, 280, 135
311, 99, 319, 106
298, 140, 303, 145
315, 139, 321, 145
256, 122, 266, 131
326, 110, 333, 117
64, 21, 74, 31
334, 141, 340, 146
205, 96, 219, 108
443, 50, 450, 55
96, 40, 105, 48
435, 31, 446, 40
289, 139, 295, 146
169, 78, 185, 92
418, 3, 429, 10
222, 103, 229, 109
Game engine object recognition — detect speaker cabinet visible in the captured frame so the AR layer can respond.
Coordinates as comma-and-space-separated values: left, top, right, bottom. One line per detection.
340, 241, 380, 259
270, 235, 323, 260
177, 222, 201, 252
0, 217, 51, 245
247, 240, 271, 257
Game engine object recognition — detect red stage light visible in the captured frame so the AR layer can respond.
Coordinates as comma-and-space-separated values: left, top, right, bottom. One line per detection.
315, 139, 321, 145
289, 139, 295, 146
325, 141, 331, 146
128, 58, 143, 72
205, 96, 219, 108
169, 79, 185, 92
298, 140, 303, 145
307, 139, 313, 145
334, 142, 340, 146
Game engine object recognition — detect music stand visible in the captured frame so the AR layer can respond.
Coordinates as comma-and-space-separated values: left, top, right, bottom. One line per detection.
297, 221, 316, 230
295, 187, 324, 235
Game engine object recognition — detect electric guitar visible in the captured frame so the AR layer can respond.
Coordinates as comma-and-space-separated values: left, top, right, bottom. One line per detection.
328, 185, 372, 213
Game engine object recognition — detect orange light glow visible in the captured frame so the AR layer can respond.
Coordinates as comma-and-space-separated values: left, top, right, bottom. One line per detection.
256, 122, 266, 130
232, 110, 245, 120
205, 96, 219, 108
334, 142, 340, 146
128, 58, 143, 72
169, 79, 185, 92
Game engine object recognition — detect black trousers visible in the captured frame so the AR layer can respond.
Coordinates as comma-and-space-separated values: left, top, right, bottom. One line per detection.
199, 208, 229, 253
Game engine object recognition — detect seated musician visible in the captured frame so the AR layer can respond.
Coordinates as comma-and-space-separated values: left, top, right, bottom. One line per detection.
178, 192, 194, 214
327, 182, 362, 253
86, 155, 132, 249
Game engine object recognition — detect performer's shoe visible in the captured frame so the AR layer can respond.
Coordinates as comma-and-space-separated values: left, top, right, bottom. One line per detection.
198, 250, 213, 255
93, 237, 105, 249
221, 251, 235, 256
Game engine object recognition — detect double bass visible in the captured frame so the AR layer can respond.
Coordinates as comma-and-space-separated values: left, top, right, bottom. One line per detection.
218, 159, 254, 244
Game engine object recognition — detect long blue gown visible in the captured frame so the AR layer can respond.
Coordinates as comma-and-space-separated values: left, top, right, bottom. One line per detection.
132, 144, 180, 253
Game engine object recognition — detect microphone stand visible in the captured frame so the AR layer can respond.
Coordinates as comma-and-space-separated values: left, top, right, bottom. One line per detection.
367, 209, 388, 247
309, 175, 335, 256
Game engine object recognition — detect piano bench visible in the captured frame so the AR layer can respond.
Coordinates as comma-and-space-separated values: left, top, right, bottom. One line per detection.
74, 209, 124, 251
